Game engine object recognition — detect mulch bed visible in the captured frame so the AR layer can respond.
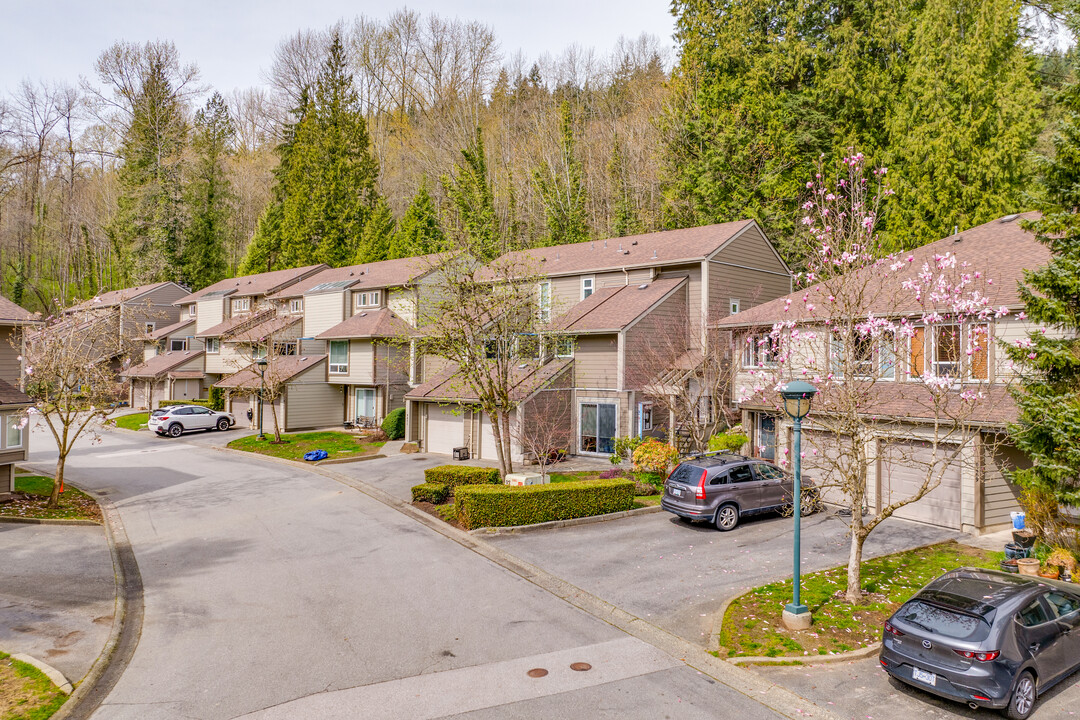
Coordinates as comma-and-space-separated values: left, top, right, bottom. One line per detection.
0, 489, 102, 523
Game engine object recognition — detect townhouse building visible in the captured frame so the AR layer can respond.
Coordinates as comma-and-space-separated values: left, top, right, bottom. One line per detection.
0, 296, 37, 387
715, 213, 1046, 534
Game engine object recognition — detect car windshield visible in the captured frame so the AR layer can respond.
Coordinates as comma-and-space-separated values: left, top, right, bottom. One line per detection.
668, 464, 704, 485
897, 600, 989, 641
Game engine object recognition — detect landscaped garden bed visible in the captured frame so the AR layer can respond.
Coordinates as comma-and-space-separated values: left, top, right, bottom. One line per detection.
717, 541, 1001, 661
227, 431, 384, 462
111, 412, 149, 431
0, 475, 101, 523
0, 651, 66, 719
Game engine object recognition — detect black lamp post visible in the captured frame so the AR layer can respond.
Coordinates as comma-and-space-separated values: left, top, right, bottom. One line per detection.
780, 380, 817, 630
256, 357, 268, 441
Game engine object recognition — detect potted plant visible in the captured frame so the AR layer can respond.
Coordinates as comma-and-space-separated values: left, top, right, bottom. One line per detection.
1038, 565, 1061, 580
1012, 528, 1037, 549
1046, 548, 1077, 582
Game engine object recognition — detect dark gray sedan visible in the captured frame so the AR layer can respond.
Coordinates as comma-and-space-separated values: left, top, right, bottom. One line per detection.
880, 567, 1080, 719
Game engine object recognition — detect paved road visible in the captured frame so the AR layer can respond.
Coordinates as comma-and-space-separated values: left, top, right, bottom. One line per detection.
0, 522, 114, 681
26, 423, 796, 720
486, 507, 959, 645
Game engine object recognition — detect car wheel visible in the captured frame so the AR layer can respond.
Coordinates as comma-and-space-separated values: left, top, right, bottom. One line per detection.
715, 504, 739, 531
1005, 671, 1036, 720
216, 417, 230, 431
800, 493, 819, 516
167, 423, 183, 438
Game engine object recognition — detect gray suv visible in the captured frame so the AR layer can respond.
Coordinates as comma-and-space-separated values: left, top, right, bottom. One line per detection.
660, 454, 818, 531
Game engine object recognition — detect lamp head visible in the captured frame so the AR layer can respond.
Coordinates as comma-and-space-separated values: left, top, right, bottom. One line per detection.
780, 380, 817, 420
256, 357, 268, 369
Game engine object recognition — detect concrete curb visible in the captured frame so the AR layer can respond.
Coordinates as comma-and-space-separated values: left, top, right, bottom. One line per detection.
215, 445, 843, 720
729, 643, 883, 666
315, 453, 386, 466
21, 465, 145, 720
470, 504, 663, 535
0, 516, 100, 526
10, 652, 73, 694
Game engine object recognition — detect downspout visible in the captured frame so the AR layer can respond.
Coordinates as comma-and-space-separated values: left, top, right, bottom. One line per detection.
622, 267, 629, 286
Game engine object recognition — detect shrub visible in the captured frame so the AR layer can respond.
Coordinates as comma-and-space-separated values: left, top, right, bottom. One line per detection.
424, 465, 501, 491
381, 407, 406, 439
611, 436, 643, 465
454, 479, 635, 529
599, 468, 624, 479
411, 483, 449, 504
709, 431, 749, 453
367, 429, 389, 442
632, 439, 679, 475
208, 386, 225, 411
158, 399, 212, 408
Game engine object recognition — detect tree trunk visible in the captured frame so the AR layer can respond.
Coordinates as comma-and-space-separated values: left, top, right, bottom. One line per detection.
846, 515, 866, 603
49, 455, 65, 509
270, 397, 282, 442
488, 409, 511, 479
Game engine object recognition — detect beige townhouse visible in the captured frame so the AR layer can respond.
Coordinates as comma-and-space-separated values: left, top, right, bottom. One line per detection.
0, 296, 37, 387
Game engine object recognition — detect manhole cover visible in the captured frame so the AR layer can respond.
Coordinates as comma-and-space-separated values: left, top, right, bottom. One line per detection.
570, 662, 592, 672
526, 668, 548, 678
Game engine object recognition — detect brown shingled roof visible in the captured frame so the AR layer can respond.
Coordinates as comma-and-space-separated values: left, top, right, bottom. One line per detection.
122, 350, 205, 379
228, 315, 300, 343
0, 379, 32, 406
0, 296, 37, 324
486, 220, 756, 279
70, 282, 180, 311
549, 277, 687, 333
176, 265, 328, 305
214, 354, 325, 389
196, 310, 276, 339
148, 319, 195, 340
405, 358, 572, 403
715, 213, 1046, 329
268, 253, 447, 300
317, 309, 414, 339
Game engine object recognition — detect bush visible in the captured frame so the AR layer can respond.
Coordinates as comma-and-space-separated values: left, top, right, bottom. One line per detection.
455, 479, 635, 530
632, 439, 679, 475
599, 468, 625, 479
208, 386, 225, 411
411, 483, 449, 504
424, 465, 501, 491
709, 430, 749, 453
382, 407, 406, 439
158, 398, 212, 408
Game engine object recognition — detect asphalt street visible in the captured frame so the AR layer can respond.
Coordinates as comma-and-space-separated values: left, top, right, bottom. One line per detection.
24, 420, 797, 720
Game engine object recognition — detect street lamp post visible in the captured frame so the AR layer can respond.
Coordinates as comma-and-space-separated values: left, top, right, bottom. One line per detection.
780, 380, 817, 631
256, 357, 268, 441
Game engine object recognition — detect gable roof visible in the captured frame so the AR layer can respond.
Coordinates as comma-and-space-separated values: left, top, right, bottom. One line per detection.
122, 350, 205, 379
228, 315, 301, 343
69, 282, 183, 312
0, 296, 36, 325
549, 277, 687, 334
269, 253, 447, 300
196, 310, 276, 339
488, 221, 756, 279
214, 354, 325, 389
176, 265, 328, 305
405, 358, 573, 404
0, 379, 32, 406
715, 213, 1046, 329
148, 318, 195, 341
317, 308, 414, 339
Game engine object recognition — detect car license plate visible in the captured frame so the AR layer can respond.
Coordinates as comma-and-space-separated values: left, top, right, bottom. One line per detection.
912, 667, 936, 686
670, 487, 683, 497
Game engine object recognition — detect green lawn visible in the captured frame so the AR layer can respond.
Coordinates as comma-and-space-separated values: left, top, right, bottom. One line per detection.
228, 431, 385, 462
718, 542, 1001, 659
113, 412, 148, 431
0, 651, 66, 719
0, 476, 101, 522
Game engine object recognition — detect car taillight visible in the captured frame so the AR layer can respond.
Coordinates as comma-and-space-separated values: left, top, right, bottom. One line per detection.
695, 468, 708, 499
955, 650, 999, 662
159, 416, 169, 421
883, 621, 904, 637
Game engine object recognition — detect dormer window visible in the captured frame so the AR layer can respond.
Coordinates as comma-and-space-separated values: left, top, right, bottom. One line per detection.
188, 304, 197, 317
582, 276, 594, 299
538, 282, 551, 323
233, 297, 251, 313
290, 298, 303, 314
354, 290, 381, 308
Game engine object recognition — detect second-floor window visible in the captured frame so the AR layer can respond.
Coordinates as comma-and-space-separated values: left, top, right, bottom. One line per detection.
329, 340, 349, 374
538, 282, 551, 323
554, 336, 574, 358
909, 324, 988, 381
251, 344, 267, 360
275, 341, 297, 356
233, 297, 250, 313
830, 332, 897, 380
290, 299, 303, 314
730, 299, 740, 315
6, 414, 23, 449
170, 339, 187, 352
355, 291, 380, 308
187, 304, 197, 317
206, 338, 220, 354
582, 277, 594, 299
742, 334, 777, 368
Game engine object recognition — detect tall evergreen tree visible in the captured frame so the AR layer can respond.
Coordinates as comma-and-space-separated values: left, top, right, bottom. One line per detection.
1007, 81, 1080, 509
608, 134, 639, 238
182, 92, 233, 289
355, 197, 395, 263
442, 128, 500, 260
533, 101, 589, 245
389, 180, 446, 259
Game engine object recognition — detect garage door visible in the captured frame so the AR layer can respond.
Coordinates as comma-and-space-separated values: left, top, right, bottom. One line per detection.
426, 404, 464, 455
230, 393, 254, 429
132, 380, 149, 410
800, 430, 850, 508
879, 440, 961, 529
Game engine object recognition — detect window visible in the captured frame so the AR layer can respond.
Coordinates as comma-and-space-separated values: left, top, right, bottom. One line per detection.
899, 600, 984, 640
251, 344, 267, 361
5, 414, 23, 449
274, 341, 297, 356
233, 297, 251, 313
144, 322, 156, 334
757, 415, 776, 460
582, 277, 594, 299
742, 335, 757, 368
355, 388, 376, 421
329, 340, 349, 374
729, 299, 740, 315
727, 465, 755, 483
170, 339, 187, 352
852, 335, 875, 379
580, 402, 616, 454
641, 404, 652, 431
188, 304, 197, 317
516, 335, 540, 359
290, 299, 303, 314
933, 325, 962, 378
538, 282, 551, 323
831, 333, 896, 380
1017, 598, 1051, 627
354, 291, 380, 308
206, 338, 220, 354
554, 336, 574, 358
742, 334, 777, 368
1045, 591, 1080, 618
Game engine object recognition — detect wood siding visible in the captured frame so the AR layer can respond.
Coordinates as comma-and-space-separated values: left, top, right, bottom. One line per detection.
304, 292, 347, 337
623, 284, 689, 391
205, 343, 246, 376
386, 288, 416, 325
574, 335, 619, 389
286, 372, 344, 431
655, 263, 701, 335
0, 327, 21, 386
982, 439, 1027, 527
713, 223, 788, 275
709, 260, 791, 321
195, 297, 226, 334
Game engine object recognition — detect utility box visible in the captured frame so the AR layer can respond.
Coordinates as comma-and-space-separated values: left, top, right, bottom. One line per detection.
452, 446, 470, 461
504, 472, 545, 486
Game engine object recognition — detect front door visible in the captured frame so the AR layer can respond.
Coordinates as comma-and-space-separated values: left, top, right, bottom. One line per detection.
355, 388, 377, 423
580, 403, 616, 454
757, 415, 776, 460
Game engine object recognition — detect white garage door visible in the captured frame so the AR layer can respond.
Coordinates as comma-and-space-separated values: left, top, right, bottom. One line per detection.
880, 440, 961, 529
231, 394, 254, 428
800, 430, 850, 508
426, 405, 464, 455
479, 413, 497, 460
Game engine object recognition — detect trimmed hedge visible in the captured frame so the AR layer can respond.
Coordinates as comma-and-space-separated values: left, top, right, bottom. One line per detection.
382, 407, 406, 439
411, 483, 449, 504
424, 465, 501, 491
208, 386, 225, 411
454, 478, 635, 530
158, 399, 212, 408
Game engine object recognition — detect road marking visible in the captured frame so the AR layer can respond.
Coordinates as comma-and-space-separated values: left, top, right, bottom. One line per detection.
233, 637, 678, 720
93, 447, 184, 459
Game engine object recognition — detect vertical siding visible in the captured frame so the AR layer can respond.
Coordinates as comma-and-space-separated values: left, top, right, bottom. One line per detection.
623, 284, 689, 390
304, 292, 347, 337
574, 335, 619, 389
301, 338, 326, 356
655, 264, 701, 336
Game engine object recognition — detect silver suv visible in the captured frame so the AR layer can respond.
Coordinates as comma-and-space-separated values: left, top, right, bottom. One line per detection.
660, 454, 818, 531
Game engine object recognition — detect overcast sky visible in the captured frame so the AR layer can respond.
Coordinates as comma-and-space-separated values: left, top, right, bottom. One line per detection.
1, 0, 677, 96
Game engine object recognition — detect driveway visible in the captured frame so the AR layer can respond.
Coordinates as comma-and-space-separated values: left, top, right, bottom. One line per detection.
485, 509, 959, 645
0, 521, 115, 683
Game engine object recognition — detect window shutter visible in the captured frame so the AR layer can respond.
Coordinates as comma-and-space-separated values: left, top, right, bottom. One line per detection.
971, 325, 989, 380
910, 327, 925, 378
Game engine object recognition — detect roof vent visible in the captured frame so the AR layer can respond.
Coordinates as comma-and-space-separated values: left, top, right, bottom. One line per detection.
301, 357, 307, 361
518, 363, 528, 369
653, 250, 658, 259
603, 240, 607, 248
623, 250, 630, 255
540, 256, 547, 261
954, 235, 963, 244
556, 252, 560, 260
1000, 213, 1020, 223
349, 271, 354, 276
638, 283, 648, 290
360, 312, 367, 317
632, 240, 638, 246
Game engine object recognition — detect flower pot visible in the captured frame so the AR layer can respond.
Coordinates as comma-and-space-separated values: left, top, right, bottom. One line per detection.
1004, 543, 1030, 560
1038, 567, 1061, 580
1012, 530, 1037, 549
1016, 558, 1041, 576
999, 558, 1019, 573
